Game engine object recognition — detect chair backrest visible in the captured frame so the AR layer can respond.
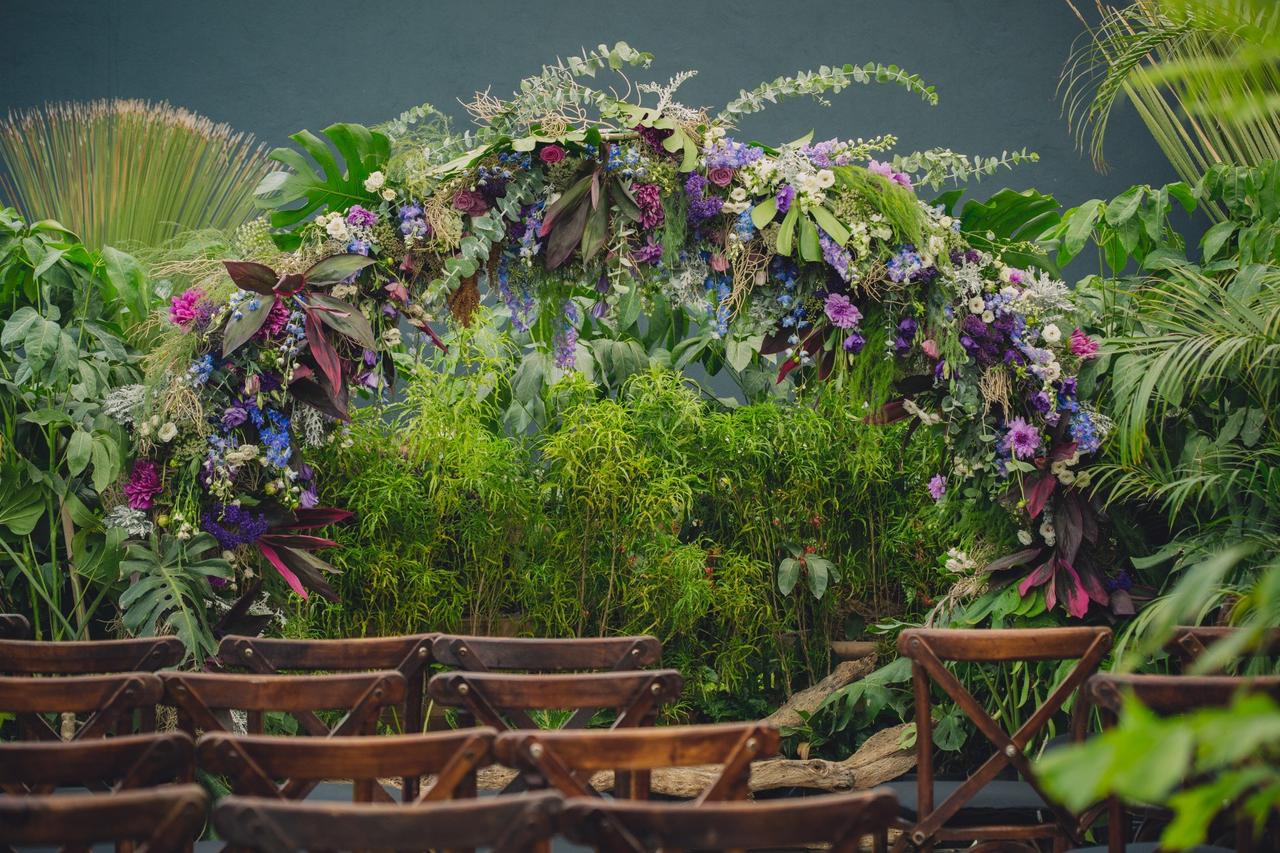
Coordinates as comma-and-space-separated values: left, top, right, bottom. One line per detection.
196, 728, 495, 805
0, 784, 208, 852
0, 613, 30, 639
1165, 625, 1280, 672
431, 634, 661, 673
0, 732, 193, 795
212, 791, 563, 852
428, 669, 684, 733
559, 788, 899, 853
494, 722, 779, 801
1084, 672, 1280, 853
896, 626, 1113, 850
0, 672, 165, 741
0, 636, 185, 674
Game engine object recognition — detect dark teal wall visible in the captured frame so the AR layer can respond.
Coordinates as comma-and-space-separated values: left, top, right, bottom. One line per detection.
5, 0, 1175, 211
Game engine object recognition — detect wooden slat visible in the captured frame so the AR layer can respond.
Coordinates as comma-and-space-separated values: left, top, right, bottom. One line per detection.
0, 784, 207, 849
218, 633, 434, 671
1086, 673, 1280, 714
0, 732, 192, 787
160, 670, 405, 712
0, 636, 183, 673
0, 672, 163, 713
898, 627, 1111, 662
429, 669, 682, 711
431, 634, 661, 670
494, 722, 778, 771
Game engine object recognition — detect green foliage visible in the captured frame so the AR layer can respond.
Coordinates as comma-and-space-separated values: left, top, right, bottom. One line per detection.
716, 62, 939, 122
0, 100, 272, 251
289, 325, 955, 719
119, 533, 231, 662
1039, 691, 1280, 850
0, 208, 147, 640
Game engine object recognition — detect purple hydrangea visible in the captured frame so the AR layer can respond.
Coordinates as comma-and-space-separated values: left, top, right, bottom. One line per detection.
345, 205, 377, 227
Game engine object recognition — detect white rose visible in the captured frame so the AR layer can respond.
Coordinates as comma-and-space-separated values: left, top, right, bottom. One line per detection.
325, 217, 351, 242
729, 187, 747, 202
1042, 323, 1062, 344
157, 422, 178, 443
363, 171, 386, 191
1017, 529, 1033, 545
816, 169, 836, 189
381, 188, 396, 201
968, 297, 986, 313
1042, 361, 1062, 382
1039, 520, 1057, 545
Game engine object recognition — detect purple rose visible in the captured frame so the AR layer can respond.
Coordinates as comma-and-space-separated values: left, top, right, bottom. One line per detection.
452, 189, 489, 216
222, 405, 249, 429
843, 333, 866, 353
707, 167, 735, 188
539, 144, 566, 164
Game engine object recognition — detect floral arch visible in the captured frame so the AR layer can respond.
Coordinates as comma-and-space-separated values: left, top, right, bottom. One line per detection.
121, 44, 1112, 645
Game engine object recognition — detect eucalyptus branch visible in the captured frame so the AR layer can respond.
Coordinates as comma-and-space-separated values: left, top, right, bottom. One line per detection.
717, 62, 939, 123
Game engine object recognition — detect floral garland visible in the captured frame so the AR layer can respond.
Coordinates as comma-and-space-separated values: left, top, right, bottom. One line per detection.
115, 49, 1111, 618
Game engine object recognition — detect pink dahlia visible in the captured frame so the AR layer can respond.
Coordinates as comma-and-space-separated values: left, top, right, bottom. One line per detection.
632, 183, 665, 231
824, 293, 862, 329
1070, 328, 1100, 359
124, 459, 162, 510
169, 287, 205, 327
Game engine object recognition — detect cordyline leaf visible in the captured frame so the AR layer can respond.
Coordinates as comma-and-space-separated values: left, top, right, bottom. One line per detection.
222, 294, 277, 357
777, 358, 801, 383
580, 193, 609, 262
304, 253, 376, 287
258, 540, 340, 602
256, 541, 308, 599
611, 179, 642, 222
274, 273, 305, 296
984, 547, 1045, 574
1049, 441, 1079, 462
285, 506, 355, 529
409, 318, 448, 353
257, 533, 340, 551
307, 292, 376, 349
304, 309, 343, 395
1055, 491, 1084, 564
865, 399, 909, 425
1024, 473, 1057, 519
223, 260, 279, 295
545, 192, 592, 269
1018, 558, 1055, 597
1056, 561, 1091, 618
540, 171, 594, 236
289, 363, 349, 421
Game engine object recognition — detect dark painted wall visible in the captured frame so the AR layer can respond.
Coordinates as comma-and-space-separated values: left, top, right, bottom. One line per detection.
5, 0, 1175, 212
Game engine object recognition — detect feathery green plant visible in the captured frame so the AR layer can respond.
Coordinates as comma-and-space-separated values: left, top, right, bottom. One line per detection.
0, 100, 274, 250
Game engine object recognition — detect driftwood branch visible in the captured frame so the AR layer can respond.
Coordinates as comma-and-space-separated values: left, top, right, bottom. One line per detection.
474, 654, 916, 796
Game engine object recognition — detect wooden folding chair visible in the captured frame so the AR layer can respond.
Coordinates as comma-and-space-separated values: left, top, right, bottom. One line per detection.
494, 722, 778, 802
893, 627, 1113, 852
196, 727, 495, 805
0, 784, 208, 852
1078, 672, 1280, 853
212, 790, 563, 852
0, 672, 165, 743
560, 788, 900, 853
1165, 625, 1280, 673
432, 634, 662, 676
0, 731, 194, 796
0, 636, 184, 732
0, 613, 29, 639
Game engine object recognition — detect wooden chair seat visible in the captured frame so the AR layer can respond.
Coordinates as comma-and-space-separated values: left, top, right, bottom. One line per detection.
0, 784, 208, 851
559, 788, 899, 852
212, 790, 563, 852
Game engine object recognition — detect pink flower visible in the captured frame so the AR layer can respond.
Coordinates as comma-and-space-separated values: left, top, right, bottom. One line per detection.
539, 144, 566, 164
169, 287, 205, 328
124, 460, 162, 510
632, 183, 665, 231
1003, 417, 1042, 460
867, 159, 913, 190
384, 281, 409, 302
707, 167, 735, 188
452, 189, 489, 216
1070, 328, 1100, 359
823, 293, 862, 329
345, 205, 377, 227
921, 339, 940, 360
927, 474, 946, 502
254, 298, 291, 340
709, 253, 729, 273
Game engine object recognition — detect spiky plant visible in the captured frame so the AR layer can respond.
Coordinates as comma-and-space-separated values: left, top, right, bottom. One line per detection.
0, 99, 274, 250
1061, 0, 1280, 216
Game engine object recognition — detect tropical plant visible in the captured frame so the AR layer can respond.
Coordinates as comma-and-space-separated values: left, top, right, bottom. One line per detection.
0, 99, 274, 250
118, 532, 231, 660
0, 208, 147, 639
1062, 0, 1280, 211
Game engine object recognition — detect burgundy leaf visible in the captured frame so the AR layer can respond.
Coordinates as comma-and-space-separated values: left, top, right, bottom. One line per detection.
865, 399, 908, 425
409, 318, 449, 353
983, 546, 1045, 574
289, 373, 349, 421
1049, 441, 1079, 462
304, 308, 344, 395
1055, 492, 1084, 564
256, 541, 308, 598
1109, 589, 1135, 616
258, 533, 340, 551
777, 358, 800, 383
1017, 558, 1055, 597
274, 273, 306, 296
545, 193, 592, 270
1025, 474, 1057, 519
1056, 561, 1091, 618
285, 507, 355, 529
308, 293, 377, 349
222, 260, 279, 295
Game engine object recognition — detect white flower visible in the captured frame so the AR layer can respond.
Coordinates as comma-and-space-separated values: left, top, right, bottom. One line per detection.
1017, 529, 1033, 546
729, 187, 747, 202
939, 215, 954, 229
999, 265, 1016, 283
1051, 460, 1066, 475
325, 217, 351, 242
157, 422, 178, 443
1041, 361, 1062, 382
967, 297, 986, 313
381, 188, 396, 201
381, 327, 402, 347
1039, 520, 1057, 545
1074, 470, 1092, 488
363, 171, 386, 191
227, 444, 259, 465
815, 169, 836, 189
1057, 469, 1076, 485
981, 310, 995, 324
1042, 323, 1062, 344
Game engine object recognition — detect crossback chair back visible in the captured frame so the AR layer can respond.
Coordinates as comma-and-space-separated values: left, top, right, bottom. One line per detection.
896, 626, 1112, 851
0, 613, 30, 639
0, 731, 193, 797
494, 722, 778, 802
0, 784, 208, 852
196, 727, 495, 805
431, 634, 662, 675
1165, 625, 1280, 673
212, 790, 563, 853
0, 672, 165, 742
560, 788, 899, 853
1085, 672, 1280, 853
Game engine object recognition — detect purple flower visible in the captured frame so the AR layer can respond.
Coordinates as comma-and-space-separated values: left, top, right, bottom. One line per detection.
927, 474, 947, 501
775, 185, 795, 214
707, 167, 735, 188
124, 460, 162, 510
1031, 390, 1052, 414
1003, 417, 1042, 460
824, 293, 862, 329
843, 333, 866, 353
169, 287, 205, 328
202, 503, 269, 550
820, 232, 854, 283
632, 183, 664, 230
345, 205, 377, 227
632, 238, 663, 266
553, 301, 580, 370
868, 159, 914, 190
222, 405, 248, 429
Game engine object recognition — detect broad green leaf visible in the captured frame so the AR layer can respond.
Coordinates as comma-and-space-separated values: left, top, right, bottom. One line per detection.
809, 205, 851, 245
1, 306, 41, 350
66, 429, 92, 477
751, 197, 778, 230
0, 484, 44, 536
798, 216, 821, 262
304, 253, 376, 287
23, 318, 61, 374
222, 294, 278, 357
777, 557, 801, 595
777, 206, 799, 256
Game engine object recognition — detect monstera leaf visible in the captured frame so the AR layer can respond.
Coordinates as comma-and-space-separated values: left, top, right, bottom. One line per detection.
254, 123, 391, 248
119, 533, 232, 662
